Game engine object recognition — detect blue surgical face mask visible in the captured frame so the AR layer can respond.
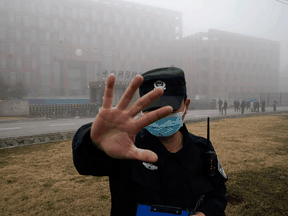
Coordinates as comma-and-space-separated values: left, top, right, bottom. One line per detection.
140, 104, 186, 137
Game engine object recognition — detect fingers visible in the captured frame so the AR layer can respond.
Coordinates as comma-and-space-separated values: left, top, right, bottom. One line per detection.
128, 147, 158, 163
134, 105, 173, 130
102, 74, 115, 109
116, 75, 144, 111
128, 87, 166, 117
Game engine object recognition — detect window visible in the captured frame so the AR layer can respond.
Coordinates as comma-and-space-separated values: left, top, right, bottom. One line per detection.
24, 16, 30, 27
26, 72, 32, 84
72, 34, 77, 44
72, 8, 77, 18
31, 45, 36, 54
15, 29, 21, 40
67, 21, 71, 31
52, 6, 58, 15
45, 19, 50, 28
92, 49, 101, 60
0, 43, 5, 53
53, 33, 58, 41
0, 57, 6, 68
0, 28, 5, 39
9, 43, 16, 55
97, 24, 102, 34
25, 58, 31, 68
15, 15, 21, 24
79, 9, 85, 19
16, 43, 22, 54
45, 32, 50, 42
80, 35, 85, 45
59, 20, 63, 29
66, 47, 72, 56
92, 11, 101, 21
85, 23, 90, 33
39, 31, 45, 41
79, 23, 84, 31
25, 44, 31, 55
16, 58, 22, 69
72, 22, 77, 31
59, 7, 64, 16
108, 26, 113, 35
66, 8, 71, 16
8, 14, 15, 25
66, 34, 72, 43
39, 18, 44, 28
30, 3, 36, 13
53, 19, 59, 30
54, 47, 63, 57
45, 5, 50, 15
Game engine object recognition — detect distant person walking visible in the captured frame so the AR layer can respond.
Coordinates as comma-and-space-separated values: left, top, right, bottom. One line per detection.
246, 100, 250, 111
241, 99, 246, 114
273, 100, 278, 111
256, 100, 259, 112
218, 98, 223, 114
261, 100, 266, 112
223, 100, 228, 115
234, 99, 237, 111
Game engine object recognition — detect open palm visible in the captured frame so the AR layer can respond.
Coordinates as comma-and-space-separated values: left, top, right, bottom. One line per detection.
90, 74, 173, 163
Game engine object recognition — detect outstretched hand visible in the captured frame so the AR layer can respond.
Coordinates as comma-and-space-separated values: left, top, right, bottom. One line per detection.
90, 73, 173, 163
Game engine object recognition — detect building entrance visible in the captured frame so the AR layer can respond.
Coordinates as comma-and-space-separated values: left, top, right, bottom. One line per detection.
67, 61, 89, 97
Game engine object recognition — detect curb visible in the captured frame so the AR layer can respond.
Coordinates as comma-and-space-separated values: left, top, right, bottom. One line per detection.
185, 110, 288, 124
0, 111, 287, 150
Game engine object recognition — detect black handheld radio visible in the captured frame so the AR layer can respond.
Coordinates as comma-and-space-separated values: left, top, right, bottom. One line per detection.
205, 117, 217, 177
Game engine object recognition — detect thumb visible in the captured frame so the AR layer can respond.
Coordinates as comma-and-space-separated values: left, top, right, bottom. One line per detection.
129, 148, 158, 163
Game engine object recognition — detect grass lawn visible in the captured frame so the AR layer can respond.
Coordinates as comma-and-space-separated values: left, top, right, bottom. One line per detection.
0, 113, 287, 216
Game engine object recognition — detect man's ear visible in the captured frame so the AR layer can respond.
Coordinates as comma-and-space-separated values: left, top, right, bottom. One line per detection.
185, 99, 191, 114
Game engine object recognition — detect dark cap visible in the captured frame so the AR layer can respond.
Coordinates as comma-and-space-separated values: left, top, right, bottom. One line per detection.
139, 67, 187, 112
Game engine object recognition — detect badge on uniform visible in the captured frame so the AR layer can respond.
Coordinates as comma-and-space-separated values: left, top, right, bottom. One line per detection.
136, 203, 196, 216
217, 157, 227, 179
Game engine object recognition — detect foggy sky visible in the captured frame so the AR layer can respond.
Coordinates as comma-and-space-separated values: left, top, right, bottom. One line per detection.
128, 0, 288, 77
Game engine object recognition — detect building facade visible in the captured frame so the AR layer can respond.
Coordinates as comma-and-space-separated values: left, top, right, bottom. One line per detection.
181, 29, 281, 100
0, 0, 182, 102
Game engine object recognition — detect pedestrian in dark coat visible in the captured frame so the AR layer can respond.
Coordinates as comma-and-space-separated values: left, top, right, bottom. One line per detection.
241, 100, 246, 114
223, 100, 228, 115
234, 100, 237, 111
256, 100, 259, 112
237, 99, 240, 111
218, 99, 223, 114
273, 100, 278, 111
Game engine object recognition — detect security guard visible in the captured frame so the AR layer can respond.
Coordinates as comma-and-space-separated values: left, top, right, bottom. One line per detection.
72, 67, 228, 216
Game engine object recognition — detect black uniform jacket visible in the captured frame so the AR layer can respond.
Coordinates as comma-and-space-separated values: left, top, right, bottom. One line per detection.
72, 122, 228, 216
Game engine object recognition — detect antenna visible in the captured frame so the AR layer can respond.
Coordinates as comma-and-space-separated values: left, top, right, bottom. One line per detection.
207, 117, 209, 144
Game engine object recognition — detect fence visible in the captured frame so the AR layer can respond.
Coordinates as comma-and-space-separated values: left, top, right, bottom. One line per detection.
29, 103, 100, 118
229, 93, 288, 106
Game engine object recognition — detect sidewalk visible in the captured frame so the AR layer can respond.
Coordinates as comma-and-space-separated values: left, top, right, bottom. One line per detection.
0, 116, 82, 123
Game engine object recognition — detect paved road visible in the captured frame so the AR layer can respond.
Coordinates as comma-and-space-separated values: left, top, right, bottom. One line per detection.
0, 106, 287, 139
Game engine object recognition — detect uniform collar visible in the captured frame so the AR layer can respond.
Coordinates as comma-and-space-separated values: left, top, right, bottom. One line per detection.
138, 123, 200, 170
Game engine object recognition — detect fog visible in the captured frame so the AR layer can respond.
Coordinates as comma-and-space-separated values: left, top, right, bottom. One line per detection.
128, 0, 288, 77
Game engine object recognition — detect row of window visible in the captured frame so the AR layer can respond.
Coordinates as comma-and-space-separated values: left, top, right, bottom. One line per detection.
0, 42, 159, 59
1, 0, 174, 29
212, 60, 276, 72
214, 73, 278, 85
196, 48, 277, 63
212, 85, 276, 94
0, 25, 172, 43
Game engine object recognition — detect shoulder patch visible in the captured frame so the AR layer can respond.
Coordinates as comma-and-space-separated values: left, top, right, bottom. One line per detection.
217, 157, 227, 179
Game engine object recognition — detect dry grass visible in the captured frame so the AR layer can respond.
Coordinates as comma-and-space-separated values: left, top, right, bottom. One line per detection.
0, 113, 288, 216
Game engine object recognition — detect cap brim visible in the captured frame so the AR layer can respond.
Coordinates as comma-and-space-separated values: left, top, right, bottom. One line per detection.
142, 95, 184, 112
